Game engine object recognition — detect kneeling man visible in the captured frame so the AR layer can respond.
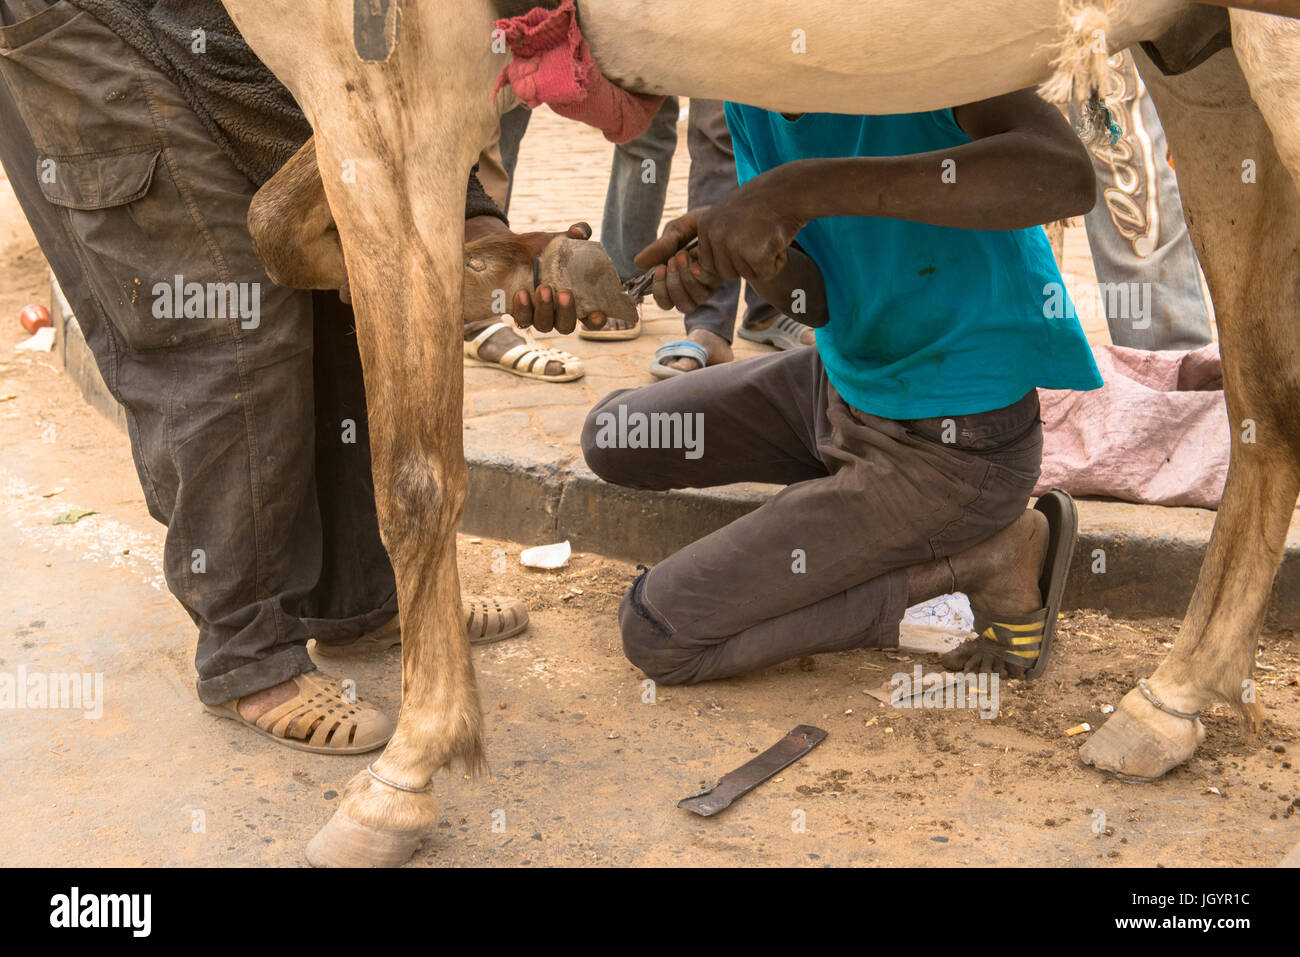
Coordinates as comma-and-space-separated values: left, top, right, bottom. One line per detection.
583, 90, 1102, 684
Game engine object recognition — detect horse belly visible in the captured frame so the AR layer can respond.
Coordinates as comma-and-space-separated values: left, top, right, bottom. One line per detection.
581, 0, 1187, 113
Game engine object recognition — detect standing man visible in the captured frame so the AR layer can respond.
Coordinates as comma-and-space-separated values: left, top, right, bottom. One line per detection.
0, 0, 592, 751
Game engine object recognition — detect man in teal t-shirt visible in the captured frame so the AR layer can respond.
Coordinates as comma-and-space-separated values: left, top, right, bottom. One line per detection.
581, 88, 1103, 684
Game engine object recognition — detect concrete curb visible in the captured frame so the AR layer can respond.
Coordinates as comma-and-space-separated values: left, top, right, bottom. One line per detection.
53, 277, 1300, 626
462, 431, 1300, 628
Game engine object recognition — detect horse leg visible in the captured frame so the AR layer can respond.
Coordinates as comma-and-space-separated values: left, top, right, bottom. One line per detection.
220, 0, 503, 865
1081, 37, 1300, 779
246, 136, 348, 293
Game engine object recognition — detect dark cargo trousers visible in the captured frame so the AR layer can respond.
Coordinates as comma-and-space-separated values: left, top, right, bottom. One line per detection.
581, 347, 1044, 685
0, 2, 396, 704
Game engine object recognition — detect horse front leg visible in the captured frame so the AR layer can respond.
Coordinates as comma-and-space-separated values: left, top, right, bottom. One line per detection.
1081, 40, 1300, 780
302, 136, 481, 863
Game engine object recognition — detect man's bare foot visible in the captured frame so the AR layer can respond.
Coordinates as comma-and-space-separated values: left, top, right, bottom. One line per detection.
663, 328, 735, 373
464, 319, 570, 378
939, 509, 1049, 677
237, 678, 299, 722
600, 314, 639, 334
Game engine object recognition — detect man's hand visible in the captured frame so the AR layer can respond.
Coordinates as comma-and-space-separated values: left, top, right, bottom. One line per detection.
500, 222, 609, 335
633, 179, 806, 314
694, 178, 806, 284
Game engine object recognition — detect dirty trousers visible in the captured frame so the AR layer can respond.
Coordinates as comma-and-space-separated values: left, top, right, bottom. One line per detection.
0, 3, 397, 704
581, 347, 1043, 685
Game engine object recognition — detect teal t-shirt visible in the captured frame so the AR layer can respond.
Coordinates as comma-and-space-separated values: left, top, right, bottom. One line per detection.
723, 103, 1103, 419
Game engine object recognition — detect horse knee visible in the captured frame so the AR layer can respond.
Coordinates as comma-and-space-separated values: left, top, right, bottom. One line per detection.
381, 454, 466, 558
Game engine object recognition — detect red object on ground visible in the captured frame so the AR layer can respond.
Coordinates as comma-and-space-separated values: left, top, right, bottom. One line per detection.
493, 0, 665, 144
19, 303, 51, 335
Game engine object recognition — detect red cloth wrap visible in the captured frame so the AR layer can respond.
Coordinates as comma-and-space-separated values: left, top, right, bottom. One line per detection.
493, 0, 665, 143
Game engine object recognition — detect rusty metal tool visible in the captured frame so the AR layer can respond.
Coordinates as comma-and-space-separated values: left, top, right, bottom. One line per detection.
623, 236, 700, 302
678, 724, 828, 817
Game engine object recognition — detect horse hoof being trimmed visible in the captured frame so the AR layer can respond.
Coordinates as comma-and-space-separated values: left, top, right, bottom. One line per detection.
1079, 685, 1206, 782
306, 769, 438, 867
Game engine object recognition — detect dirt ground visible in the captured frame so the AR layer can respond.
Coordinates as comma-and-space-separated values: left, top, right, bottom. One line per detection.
2, 153, 1299, 868
4, 306, 1300, 866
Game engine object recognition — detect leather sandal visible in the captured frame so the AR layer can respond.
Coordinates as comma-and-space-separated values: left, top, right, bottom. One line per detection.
464, 320, 584, 381
313, 595, 530, 657
203, 672, 394, 754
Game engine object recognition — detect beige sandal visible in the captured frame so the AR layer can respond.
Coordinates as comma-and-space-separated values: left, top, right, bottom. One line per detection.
578, 315, 641, 341
312, 617, 402, 658
313, 595, 530, 657
466, 594, 529, 645
203, 671, 394, 754
464, 320, 583, 382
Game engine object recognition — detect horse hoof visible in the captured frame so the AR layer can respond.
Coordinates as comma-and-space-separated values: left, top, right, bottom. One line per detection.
306, 808, 423, 868
538, 236, 640, 325
1079, 687, 1203, 781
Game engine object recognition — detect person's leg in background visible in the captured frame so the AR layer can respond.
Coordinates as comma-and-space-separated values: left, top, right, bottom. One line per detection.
1073, 50, 1214, 350
655, 99, 813, 375
300, 291, 399, 644
592, 95, 681, 337
475, 103, 532, 216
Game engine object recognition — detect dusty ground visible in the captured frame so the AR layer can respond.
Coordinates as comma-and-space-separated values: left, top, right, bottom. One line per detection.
2, 336, 1298, 866
2, 110, 1297, 869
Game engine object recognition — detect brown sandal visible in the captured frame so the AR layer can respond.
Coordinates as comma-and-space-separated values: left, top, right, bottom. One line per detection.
203, 672, 393, 754
466, 595, 529, 645
314, 595, 530, 656
312, 617, 402, 658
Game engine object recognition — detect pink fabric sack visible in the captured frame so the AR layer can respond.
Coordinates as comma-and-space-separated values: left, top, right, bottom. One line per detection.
1035, 343, 1234, 509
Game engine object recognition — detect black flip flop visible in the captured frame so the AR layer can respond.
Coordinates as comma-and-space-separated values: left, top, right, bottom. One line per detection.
968, 489, 1079, 679
1027, 489, 1078, 678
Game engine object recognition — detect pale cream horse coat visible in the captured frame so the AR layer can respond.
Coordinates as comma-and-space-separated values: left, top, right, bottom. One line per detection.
216, 0, 1300, 865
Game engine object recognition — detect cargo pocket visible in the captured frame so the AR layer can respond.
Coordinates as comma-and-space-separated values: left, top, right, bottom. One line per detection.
2, 2, 240, 350
37, 145, 159, 210
39, 147, 243, 351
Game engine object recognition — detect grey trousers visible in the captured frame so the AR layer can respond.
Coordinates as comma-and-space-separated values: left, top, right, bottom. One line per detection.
0, 2, 397, 704
581, 347, 1043, 685
600, 97, 776, 341
1073, 50, 1214, 350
